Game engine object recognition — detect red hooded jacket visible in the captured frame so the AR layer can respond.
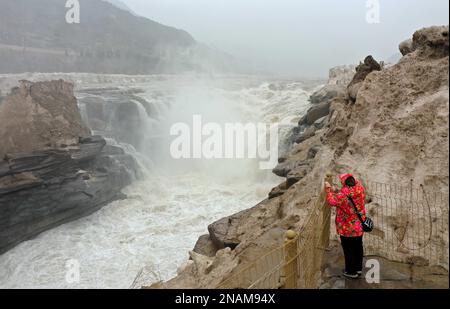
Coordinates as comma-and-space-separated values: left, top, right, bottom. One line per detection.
326, 173, 367, 237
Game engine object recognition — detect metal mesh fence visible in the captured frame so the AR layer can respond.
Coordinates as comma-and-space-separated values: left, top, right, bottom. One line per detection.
218, 185, 331, 289
363, 181, 448, 269
216, 178, 448, 289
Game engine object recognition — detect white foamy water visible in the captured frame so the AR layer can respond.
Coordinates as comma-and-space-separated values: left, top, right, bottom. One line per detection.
0, 74, 315, 288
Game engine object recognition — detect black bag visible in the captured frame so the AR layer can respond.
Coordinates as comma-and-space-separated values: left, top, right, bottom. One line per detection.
347, 195, 374, 233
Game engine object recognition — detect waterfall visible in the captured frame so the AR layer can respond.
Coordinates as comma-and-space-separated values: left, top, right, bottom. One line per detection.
0, 73, 316, 289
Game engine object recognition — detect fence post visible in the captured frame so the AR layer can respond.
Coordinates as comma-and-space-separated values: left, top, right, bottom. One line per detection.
283, 230, 298, 289
322, 173, 333, 249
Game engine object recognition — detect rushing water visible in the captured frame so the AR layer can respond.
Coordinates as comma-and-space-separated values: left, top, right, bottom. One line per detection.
0, 74, 317, 288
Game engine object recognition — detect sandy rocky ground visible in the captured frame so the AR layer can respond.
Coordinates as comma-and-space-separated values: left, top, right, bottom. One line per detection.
132, 25, 449, 289
320, 240, 449, 289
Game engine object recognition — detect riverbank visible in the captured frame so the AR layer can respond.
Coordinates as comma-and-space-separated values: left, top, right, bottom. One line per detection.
136, 25, 449, 289
0, 75, 318, 288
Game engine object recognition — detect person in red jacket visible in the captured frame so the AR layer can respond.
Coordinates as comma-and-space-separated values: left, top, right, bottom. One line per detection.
325, 173, 367, 279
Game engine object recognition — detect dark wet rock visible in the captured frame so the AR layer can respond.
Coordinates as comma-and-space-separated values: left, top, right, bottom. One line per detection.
352, 56, 382, 84
347, 56, 382, 101
273, 160, 310, 178
306, 101, 331, 125
277, 155, 288, 164
307, 146, 321, 159
0, 80, 140, 254
208, 214, 242, 250
298, 115, 307, 126
295, 126, 317, 144
268, 182, 288, 199
313, 116, 329, 130
293, 66, 353, 149
308, 65, 356, 108
310, 84, 347, 105
193, 234, 219, 258
0, 136, 139, 254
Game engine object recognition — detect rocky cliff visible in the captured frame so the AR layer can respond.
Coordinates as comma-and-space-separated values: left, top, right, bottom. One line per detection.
0, 80, 90, 158
0, 80, 139, 254
0, 0, 234, 74
133, 25, 449, 288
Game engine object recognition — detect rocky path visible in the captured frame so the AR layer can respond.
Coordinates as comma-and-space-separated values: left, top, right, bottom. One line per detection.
320, 241, 449, 289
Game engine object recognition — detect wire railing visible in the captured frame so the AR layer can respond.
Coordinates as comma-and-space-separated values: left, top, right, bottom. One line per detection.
361, 180, 448, 268
217, 176, 332, 289
216, 177, 448, 289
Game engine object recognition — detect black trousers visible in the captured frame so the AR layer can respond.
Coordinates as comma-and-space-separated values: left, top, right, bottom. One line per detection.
340, 236, 364, 274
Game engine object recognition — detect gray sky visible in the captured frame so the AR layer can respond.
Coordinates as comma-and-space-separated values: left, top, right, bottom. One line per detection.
121, 0, 449, 78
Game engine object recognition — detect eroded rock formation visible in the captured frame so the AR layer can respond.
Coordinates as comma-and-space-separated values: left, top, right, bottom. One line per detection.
347, 55, 382, 101
133, 25, 449, 289
0, 80, 139, 254
0, 80, 90, 158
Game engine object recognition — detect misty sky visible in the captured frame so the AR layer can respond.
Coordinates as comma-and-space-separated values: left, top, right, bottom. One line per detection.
121, 0, 449, 78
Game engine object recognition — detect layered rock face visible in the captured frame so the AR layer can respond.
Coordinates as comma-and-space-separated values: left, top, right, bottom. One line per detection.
135, 25, 449, 288
0, 80, 139, 254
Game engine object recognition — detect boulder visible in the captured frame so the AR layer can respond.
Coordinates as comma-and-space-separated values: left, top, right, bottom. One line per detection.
412, 25, 449, 58
273, 160, 309, 178
193, 234, 218, 258
347, 55, 382, 100
268, 182, 288, 199
300, 66, 355, 126
309, 84, 347, 105
0, 136, 139, 254
298, 114, 307, 126
306, 101, 331, 125
308, 65, 356, 107
208, 213, 243, 250
348, 82, 363, 101
399, 39, 415, 56
313, 116, 329, 130
295, 125, 317, 144
0, 80, 90, 158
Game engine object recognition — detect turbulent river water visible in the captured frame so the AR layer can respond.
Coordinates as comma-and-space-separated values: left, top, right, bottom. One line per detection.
0, 74, 317, 288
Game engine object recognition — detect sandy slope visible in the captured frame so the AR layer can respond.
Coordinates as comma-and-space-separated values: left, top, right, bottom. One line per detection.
134, 25, 449, 289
